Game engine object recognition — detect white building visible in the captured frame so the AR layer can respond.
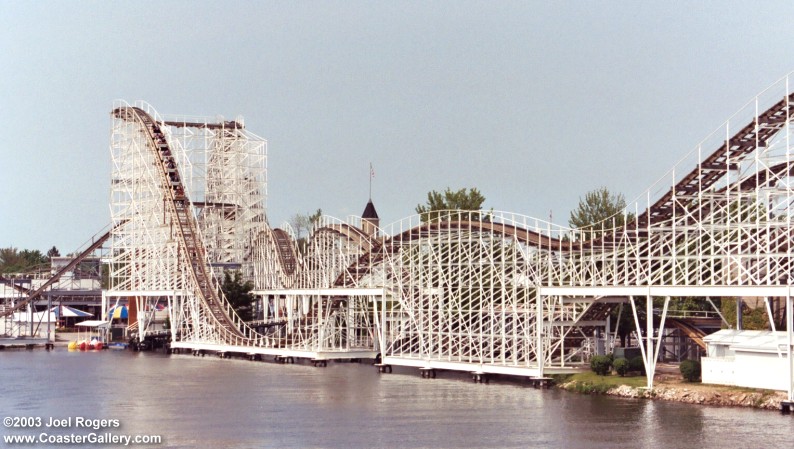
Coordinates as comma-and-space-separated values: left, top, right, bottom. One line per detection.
702, 329, 791, 391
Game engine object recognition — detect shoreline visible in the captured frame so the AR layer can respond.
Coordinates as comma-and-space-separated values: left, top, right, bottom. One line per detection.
555, 369, 789, 411
3, 343, 789, 411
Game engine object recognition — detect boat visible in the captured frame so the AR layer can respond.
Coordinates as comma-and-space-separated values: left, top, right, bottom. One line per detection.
71, 320, 110, 351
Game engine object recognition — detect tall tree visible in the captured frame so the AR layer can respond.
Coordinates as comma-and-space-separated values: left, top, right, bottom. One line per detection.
47, 246, 60, 259
21, 249, 46, 266
415, 187, 486, 222
0, 247, 48, 274
0, 247, 23, 273
569, 187, 633, 236
290, 214, 310, 240
290, 208, 323, 238
569, 187, 636, 346
221, 271, 255, 322
291, 208, 322, 254
308, 208, 322, 227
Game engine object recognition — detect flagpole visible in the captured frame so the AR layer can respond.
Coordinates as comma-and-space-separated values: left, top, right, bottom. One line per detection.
369, 163, 373, 200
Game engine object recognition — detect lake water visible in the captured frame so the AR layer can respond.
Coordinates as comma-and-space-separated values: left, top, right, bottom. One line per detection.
1, 349, 792, 448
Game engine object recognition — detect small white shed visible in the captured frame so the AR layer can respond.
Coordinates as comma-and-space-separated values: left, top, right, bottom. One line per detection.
702, 329, 791, 391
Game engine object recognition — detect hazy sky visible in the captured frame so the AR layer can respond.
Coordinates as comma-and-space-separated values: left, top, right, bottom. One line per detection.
3, 1, 794, 253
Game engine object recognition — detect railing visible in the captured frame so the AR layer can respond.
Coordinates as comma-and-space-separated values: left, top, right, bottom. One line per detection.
664, 310, 722, 320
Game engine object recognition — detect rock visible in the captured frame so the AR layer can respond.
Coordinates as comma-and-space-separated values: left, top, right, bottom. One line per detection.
557, 378, 788, 411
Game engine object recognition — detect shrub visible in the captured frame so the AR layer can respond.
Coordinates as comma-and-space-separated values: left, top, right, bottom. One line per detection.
574, 382, 611, 395
590, 355, 612, 376
680, 359, 701, 382
613, 357, 629, 377
629, 356, 646, 375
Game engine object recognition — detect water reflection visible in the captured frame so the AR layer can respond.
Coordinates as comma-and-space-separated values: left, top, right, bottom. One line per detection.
0, 350, 792, 448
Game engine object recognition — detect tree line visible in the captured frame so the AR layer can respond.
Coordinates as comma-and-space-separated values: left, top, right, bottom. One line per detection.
0, 246, 60, 274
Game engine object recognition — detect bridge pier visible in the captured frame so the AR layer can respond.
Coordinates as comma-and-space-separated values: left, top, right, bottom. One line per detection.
528, 377, 553, 389
420, 368, 436, 379
312, 360, 328, 367
472, 372, 488, 384
375, 364, 392, 373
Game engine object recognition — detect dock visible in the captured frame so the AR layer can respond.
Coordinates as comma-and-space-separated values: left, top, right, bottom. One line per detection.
0, 337, 53, 350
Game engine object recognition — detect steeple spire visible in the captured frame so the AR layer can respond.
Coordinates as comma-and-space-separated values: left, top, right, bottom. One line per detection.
362, 198, 379, 237
369, 163, 375, 200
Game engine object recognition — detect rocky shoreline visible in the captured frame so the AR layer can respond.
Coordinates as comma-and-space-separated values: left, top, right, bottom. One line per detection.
557, 378, 788, 410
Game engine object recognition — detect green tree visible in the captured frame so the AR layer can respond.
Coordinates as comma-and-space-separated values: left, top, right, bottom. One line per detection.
20, 249, 47, 267
590, 355, 612, 376
720, 299, 770, 330
0, 247, 48, 274
308, 208, 322, 226
290, 215, 309, 239
291, 208, 322, 254
680, 359, 701, 382
612, 303, 635, 348
47, 246, 60, 259
569, 187, 639, 340
613, 358, 629, 376
569, 187, 634, 236
0, 247, 23, 273
415, 187, 486, 222
221, 271, 255, 322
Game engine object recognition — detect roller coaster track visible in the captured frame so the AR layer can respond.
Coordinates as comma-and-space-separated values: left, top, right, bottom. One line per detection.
311, 223, 374, 287
163, 119, 243, 130
733, 161, 794, 192
102, 84, 794, 376
389, 219, 554, 248
640, 94, 794, 227
272, 228, 299, 276
557, 93, 794, 250
0, 276, 32, 296
334, 92, 794, 288
667, 318, 708, 350
0, 224, 120, 319
322, 223, 376, 253
112, 106, 252, 341
335, 218, 557, 287
311, 91, 794, 368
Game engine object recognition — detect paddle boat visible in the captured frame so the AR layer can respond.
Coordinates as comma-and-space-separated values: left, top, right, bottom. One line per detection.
70, 320, 109, 351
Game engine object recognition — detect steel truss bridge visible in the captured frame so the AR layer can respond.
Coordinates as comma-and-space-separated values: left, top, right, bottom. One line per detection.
7, 76, 794, 399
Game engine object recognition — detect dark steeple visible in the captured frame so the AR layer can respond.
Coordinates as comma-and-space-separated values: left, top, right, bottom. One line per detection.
361, 199, 380, 237
362, 200, 379, 220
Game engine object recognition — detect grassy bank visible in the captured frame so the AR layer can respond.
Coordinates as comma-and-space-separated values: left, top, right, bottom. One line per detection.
552, 370, 787, 410
553, 372, 647, 394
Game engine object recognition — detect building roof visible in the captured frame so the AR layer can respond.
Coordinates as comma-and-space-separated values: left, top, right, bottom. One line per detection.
703, 329, 766, 345
362, 200, 379, 220
704, 329, 787, 354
